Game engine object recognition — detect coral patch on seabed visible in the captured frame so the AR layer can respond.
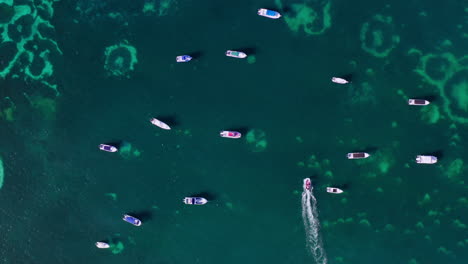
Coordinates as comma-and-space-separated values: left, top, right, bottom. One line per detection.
360, 14, 400, 58
104, 41, 138, 78
0, 0, 62, 94
409, 49, 468, 124
276, 0, 332, 36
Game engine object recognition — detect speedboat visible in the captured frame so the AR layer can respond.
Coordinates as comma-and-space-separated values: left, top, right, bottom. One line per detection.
150, 118, 171, 130
331, 77, 349, 84
176, 55, 192, 63
220, 131, 241, 139
257, 8, 281, 19
303, 178, 311, 191
95, 241, 110, 249
347, 152, 370, 159
99, 144, 118, 153
183, 197, 208, 205
408, 99, 430, 106
416, 155, 437, 164
122, 214, 142, 226
327, 187, 343, 194
225, 50, 247, 59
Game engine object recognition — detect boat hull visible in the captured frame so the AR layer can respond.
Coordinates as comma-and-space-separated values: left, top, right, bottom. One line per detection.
184, 197, 208, 205
220, 131, 241, 138
150, 118, 171, 130
225, 50, 247, 59
408, 99, 430, 106
332, 77, 349, 84
327, 187, 343, 194
347, 152, 370, 159
416, 155, 437, 164
303, 178, 311, 191
123, 214, 142, 226
95, 242, 110, 249
257, 9, 281, 19
99, 144, 118, 152
176, 55, 192, 62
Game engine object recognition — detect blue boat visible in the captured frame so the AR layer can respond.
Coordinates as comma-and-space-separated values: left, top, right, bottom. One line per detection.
176, 55, 192, 62
257, 8, 281, 19
122, 214, 142, 226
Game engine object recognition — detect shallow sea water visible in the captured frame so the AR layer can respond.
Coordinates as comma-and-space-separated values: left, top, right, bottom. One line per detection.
0, 0, 467, 263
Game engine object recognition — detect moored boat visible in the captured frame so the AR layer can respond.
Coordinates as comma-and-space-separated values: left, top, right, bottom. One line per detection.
122, 214, 142, 226
225, 50, 247, 59
176, 55, 192, 62
150, 118, 171, 130
416, 155, 437, 164
95, 241, 110, 249
183, 197, 208, 205
331, 77, 349, 84
220, 131, 241, 139
257, 8, 281, 19
408, 99, 430, 106
327, 187, 343, 194
347, 152, 370, 159
99, 144, 118, 153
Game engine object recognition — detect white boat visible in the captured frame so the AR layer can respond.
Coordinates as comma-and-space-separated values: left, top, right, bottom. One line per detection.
150, 118, 171, 130
331, 77, 349, 84
327, 187, 343, 194
257, 8, 281, 19
220, 131, 241, 139
416, 155, 437, 164
347, 152, 370, 159
408, 99, 430, 106
225, 50, 247, 59
183, 197, 208, 205
95, 242, 110, 249
303, 178, 311, 191
99, 144, 118, 153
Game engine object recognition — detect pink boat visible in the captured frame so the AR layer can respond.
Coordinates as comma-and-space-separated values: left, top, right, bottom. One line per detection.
220, 131, 241, 139
304, 178, 311, 191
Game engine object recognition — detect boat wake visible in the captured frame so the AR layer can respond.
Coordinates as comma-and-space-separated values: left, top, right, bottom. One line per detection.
302, 178, 327, 264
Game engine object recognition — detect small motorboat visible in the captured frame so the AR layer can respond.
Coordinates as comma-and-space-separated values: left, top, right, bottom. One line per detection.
99, 144, 118, 153
416, 155, 437, 164
150, 118, 171, 130
257, 8, 281, 19
220, 131, 241, 139
122, 214, 142, 226
176, 55, 192, 63
225, 50, 247, 59
331, 77, 349, 84
95, 241, 110, 249
303, 178, 311, 191
327, 187, 343, 194
183, 197, 208, 205
408, 99, 430, 106
347, 152, 370, 159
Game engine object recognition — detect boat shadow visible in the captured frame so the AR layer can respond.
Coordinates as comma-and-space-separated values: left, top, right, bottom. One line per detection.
224, 126, 250, 135
189, 51, 203, 60
422, 150, 444, 161
233, 47, 257, 55
155, 115, 180, 127
126, 210, 154, 222
416, 94, 439, 102
189, 191, 217, 201
104, 140, 124, 148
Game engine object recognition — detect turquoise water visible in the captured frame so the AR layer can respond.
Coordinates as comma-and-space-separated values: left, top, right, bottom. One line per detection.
0, 0, 467, 263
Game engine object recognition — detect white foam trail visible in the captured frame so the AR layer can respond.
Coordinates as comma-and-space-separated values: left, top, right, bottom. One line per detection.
302, 178, 327, 264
